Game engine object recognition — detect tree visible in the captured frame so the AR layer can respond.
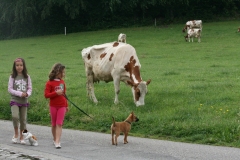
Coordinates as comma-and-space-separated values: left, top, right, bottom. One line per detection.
0, 0, 239, 39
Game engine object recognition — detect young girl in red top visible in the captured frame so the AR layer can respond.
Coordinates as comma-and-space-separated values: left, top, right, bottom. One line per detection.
44, 63, 68, 149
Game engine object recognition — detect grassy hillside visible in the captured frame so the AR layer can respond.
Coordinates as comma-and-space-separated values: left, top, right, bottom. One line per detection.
1, 21, 240, 147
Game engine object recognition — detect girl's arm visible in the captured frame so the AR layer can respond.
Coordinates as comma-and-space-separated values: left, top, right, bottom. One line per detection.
44, 81, 58, 98
8, 76, 23, 97
26, 75, 32, 97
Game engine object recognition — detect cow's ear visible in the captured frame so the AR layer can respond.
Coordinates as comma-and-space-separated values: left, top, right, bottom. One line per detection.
127, 81, 138, 88
127, 80, 134, 87
146, 79, 151, 85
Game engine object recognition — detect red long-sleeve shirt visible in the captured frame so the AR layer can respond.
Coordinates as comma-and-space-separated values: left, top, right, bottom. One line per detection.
44, 79, 68, 108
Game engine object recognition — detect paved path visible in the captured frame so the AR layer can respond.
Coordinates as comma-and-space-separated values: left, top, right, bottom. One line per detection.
1, 120, 240, 160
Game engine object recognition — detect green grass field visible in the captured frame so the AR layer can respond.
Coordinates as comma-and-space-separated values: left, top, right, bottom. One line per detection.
1, 21, 240, 147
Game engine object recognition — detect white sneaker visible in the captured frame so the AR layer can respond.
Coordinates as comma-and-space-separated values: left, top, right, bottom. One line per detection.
20, 139, 26, 145
55, 143, 61, 149
12, 136, 18, 144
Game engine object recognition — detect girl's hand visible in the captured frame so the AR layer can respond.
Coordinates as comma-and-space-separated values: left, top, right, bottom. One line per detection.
56, 89, 63, 95
66, 107, 69, 112
21, 92, 28, 97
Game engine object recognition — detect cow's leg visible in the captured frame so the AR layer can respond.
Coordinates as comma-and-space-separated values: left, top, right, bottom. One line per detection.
85, 66, 98, 103
112, 72, 121, 104
113, 77, 120, 104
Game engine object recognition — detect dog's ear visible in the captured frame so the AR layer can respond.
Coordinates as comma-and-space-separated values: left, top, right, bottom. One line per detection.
22, 129, 28, 133
131, 111, 134, 120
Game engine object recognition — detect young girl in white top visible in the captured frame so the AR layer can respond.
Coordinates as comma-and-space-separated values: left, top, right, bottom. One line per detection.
8, 58, 32, 144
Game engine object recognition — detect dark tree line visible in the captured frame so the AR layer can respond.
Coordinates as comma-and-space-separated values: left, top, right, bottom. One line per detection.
0, 0, 239, 39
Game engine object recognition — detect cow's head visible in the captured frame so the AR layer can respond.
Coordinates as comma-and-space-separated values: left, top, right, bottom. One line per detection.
182, 25, 188, 32
182, 25, 190, 33
182, 26, 186, 32
118, 33, 126, 43
127, 79, 151, 106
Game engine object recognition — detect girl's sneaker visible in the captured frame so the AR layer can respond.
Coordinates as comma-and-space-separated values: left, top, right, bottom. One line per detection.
12, 136, 18, 144
55, 143, 61, 149
20, 139, 26, 145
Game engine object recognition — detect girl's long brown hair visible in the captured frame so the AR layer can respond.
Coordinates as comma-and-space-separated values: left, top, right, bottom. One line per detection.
48, 63, 65, 80
11, 58, 28, 78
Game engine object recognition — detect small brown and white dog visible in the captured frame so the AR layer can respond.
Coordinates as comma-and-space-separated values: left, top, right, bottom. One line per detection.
22, 129, 38, 146
111, 112, 139, 146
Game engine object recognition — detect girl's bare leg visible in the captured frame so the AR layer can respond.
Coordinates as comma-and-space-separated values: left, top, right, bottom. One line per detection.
52, 126, 56, 142
55, 124, 62, 144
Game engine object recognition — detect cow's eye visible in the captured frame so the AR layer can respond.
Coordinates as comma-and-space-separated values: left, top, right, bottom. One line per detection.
136, 89, 140, 97
134, 88, 141, 101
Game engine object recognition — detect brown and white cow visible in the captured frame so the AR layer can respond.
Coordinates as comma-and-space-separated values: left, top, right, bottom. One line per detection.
82, 42, 151, 106
184, 28, 201, 42
182, 20, 202, 33
238, 28, 240, 32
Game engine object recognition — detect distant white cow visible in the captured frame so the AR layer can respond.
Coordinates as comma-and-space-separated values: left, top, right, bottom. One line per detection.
82, 42, 151, 106
184, 28, 201, 42
182, 20, 202, 33
118, 33, 126, 43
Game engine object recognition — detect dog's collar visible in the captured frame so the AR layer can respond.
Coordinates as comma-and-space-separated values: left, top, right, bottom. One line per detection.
125, 120, 131, 124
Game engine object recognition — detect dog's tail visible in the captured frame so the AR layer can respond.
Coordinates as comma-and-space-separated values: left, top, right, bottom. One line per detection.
32, 135, 37, 141
112, 116, 116, 127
